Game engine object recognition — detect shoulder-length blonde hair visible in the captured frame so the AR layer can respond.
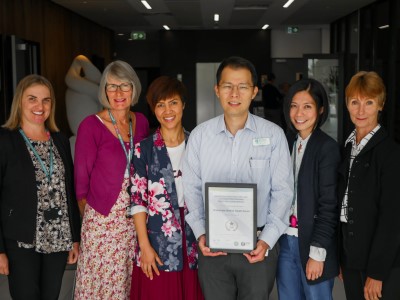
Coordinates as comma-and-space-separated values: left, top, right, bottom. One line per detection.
98, 60, 142, 109
2, 74, 59, 132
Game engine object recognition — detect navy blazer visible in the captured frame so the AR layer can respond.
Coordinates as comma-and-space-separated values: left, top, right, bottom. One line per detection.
338, 127, 400, 281
287, 128, 340, 283
0, 128, 81, 253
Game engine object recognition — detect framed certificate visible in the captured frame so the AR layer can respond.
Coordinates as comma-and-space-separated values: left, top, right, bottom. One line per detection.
205, 182, 257, 253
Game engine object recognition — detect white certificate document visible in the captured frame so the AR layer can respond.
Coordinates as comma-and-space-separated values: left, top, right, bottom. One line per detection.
205, 183, 257, 253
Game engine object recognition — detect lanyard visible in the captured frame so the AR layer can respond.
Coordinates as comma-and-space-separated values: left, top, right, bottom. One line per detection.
108, 109, 134, 175
19, 128, 53, 188
291, 138, 301, 207
292, 137, 301, 208
288, 138, 301, 227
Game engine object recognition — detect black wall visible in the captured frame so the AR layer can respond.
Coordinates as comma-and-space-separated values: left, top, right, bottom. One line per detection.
116, 29, 271, 131
160, 30, 271, 130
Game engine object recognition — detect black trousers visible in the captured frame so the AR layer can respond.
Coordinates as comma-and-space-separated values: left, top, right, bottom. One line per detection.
340, 224, 400, 299
198, 245, 279, 300
341, 266, 400, 300
5, 239, 68, 300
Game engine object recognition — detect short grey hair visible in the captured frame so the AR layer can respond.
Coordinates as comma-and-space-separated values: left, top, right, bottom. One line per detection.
98, 60, 142, 109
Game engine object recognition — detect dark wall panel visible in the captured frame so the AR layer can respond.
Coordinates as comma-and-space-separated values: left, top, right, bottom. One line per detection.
0, 0, 113, 135
159, 30, 271, 130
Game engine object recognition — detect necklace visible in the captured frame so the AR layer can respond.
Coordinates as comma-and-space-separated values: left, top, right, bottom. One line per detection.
108, 109, 134, 178
19, 128, 55, 198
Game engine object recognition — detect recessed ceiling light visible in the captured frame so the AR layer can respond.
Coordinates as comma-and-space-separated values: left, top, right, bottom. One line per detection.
262, 24, 269, 30
378, 24, 389, 29
117, 33, 124, 36
214, 14, 219, 22
283, 0, 295, 8
163, 25, 170, 30
141, 1, 152, 10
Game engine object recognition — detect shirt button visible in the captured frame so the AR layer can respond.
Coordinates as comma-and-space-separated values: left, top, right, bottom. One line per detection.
348, 232, 354, 237
348, 220, 354, 224
348, 207, 353, 212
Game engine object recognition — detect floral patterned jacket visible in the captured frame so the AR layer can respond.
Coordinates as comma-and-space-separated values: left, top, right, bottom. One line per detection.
128, 128, 198, 271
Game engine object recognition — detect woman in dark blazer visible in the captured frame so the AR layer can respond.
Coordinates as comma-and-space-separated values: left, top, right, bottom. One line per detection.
276, 79, 340, 299
0, 75, 81, 300
338, 71, 400, 300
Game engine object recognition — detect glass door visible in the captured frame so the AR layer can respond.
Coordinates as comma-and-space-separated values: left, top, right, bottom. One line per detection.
303, 54, 344, 143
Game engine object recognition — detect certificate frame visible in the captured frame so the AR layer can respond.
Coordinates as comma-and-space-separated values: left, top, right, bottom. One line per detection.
205, 182, 257, 253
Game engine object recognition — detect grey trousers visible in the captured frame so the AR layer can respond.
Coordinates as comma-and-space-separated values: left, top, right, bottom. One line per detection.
198, 245, 279, 300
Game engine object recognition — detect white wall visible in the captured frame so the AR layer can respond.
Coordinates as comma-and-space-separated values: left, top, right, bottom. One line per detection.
196, 63, 223, 124
271, 26, 330, 58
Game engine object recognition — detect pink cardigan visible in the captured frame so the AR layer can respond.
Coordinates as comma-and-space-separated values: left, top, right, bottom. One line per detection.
74, 113, 149, 215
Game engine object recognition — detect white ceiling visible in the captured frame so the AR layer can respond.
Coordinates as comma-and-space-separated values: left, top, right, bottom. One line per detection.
52, 0, 376, 36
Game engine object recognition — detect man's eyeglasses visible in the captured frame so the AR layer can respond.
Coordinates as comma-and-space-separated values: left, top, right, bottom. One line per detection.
219, 83, 254, 94
105, 83, 132, 92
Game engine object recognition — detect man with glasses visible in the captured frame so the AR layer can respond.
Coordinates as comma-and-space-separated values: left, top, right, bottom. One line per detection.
183, 56, 293, 299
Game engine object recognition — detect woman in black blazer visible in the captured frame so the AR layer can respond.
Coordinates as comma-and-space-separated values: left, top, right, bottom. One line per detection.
0, 75, 81, 300
338, 71, 400, 300
276, 79, 340, 300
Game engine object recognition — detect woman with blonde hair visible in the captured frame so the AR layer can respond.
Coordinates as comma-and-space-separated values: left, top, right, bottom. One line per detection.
0, 74, 80, 300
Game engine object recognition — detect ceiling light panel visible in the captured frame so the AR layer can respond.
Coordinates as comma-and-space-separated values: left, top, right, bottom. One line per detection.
283, 0, 295, 8
141, 0, 152, 9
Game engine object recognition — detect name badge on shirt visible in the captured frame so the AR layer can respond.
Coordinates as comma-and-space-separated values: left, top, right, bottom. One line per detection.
253, 137, 270, 146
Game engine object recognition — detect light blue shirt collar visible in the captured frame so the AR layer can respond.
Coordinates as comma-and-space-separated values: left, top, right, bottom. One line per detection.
215, 113, 257, 135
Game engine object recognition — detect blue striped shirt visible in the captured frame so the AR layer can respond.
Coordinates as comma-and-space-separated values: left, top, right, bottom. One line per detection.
182, 114, 293, 248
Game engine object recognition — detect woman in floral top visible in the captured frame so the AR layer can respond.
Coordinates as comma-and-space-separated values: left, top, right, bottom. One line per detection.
74, 61, 149, 300
0, 75, 80, 299
128, 76, 204, 300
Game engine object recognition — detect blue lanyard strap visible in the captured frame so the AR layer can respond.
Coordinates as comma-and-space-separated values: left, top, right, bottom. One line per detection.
19, 128, 53, 186
108, 109, 134, 172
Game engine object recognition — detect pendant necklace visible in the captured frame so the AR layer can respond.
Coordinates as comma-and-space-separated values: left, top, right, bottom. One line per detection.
19, 128, 54, 198
108, 109, 134, 178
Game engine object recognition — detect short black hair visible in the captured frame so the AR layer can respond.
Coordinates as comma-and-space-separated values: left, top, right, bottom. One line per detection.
216, 56, 258, 86
283, 78, 330, 133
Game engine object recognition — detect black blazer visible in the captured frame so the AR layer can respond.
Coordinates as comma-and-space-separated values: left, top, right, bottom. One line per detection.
287, 128, 340, 284
338, 127, 400, 281
0, 128, 81, 253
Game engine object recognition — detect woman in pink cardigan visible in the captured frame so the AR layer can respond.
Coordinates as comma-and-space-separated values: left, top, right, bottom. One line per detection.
73, 60, 149, 299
